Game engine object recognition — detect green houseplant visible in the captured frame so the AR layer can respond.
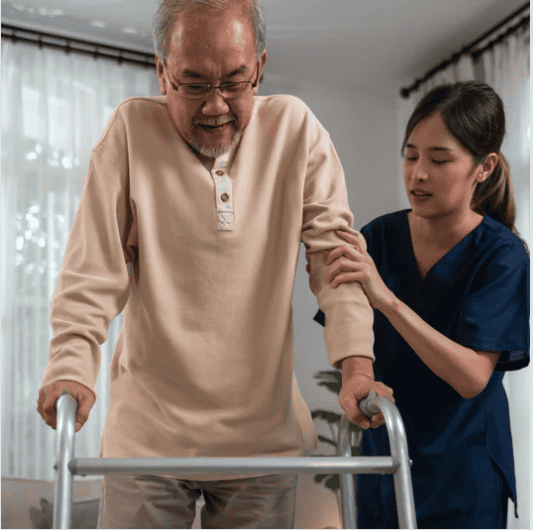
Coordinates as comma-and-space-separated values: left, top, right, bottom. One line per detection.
310, 369, 363, 492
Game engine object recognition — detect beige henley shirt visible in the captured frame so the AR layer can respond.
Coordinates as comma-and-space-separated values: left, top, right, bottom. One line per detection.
40, 94, 374, 479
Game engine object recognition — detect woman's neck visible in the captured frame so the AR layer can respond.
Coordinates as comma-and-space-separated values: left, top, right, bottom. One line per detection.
408, 209, 484, 252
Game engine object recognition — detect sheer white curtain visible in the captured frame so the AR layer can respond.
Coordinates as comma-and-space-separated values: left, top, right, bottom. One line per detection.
396, 24, 530, 528
1, 39, 159, 481
482, 24, 530, 529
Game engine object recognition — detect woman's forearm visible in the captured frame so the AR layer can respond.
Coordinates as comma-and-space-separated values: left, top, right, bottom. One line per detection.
324, 231, 500, 399
379, 295, 500, 399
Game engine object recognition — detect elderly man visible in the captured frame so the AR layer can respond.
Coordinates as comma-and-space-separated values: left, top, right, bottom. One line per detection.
37, 0, 392, 527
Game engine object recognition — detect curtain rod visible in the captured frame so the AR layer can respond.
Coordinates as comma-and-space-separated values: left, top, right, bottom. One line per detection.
399, 1, 530, 99
1, 23, 156, 68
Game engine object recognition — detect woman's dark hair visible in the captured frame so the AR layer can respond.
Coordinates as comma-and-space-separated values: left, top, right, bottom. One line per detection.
402, 81, 518, 234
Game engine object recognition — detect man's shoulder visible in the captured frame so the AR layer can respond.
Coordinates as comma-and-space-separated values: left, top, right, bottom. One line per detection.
253, 94, 314, 119
94, 96, 169, 150
251, 94, 326, 143
114, 95, 168, 119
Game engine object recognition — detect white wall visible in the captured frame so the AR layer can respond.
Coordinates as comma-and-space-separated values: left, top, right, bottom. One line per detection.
258, 75, 400, 438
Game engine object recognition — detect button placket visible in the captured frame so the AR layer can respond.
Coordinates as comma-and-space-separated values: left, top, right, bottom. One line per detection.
212, 154, 233, 231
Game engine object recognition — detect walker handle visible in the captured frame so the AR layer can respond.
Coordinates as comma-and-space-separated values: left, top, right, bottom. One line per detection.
359, 390, 382, 418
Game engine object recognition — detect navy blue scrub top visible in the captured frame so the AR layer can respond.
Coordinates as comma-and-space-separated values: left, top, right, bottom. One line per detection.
314, 210, 529, 528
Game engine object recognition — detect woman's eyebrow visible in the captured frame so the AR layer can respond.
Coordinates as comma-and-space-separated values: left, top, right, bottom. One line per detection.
405, 143, 452, 152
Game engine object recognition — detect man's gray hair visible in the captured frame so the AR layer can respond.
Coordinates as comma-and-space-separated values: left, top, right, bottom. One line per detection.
153, 0, 266, 62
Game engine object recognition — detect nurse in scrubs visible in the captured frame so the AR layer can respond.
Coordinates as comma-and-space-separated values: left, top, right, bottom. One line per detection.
314, 81, 529, 529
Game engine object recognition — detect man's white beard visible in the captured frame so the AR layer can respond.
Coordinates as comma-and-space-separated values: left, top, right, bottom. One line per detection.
190, 131, 241, 159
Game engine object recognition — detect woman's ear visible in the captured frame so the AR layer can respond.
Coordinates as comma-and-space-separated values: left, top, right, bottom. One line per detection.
477, 153, 499, 183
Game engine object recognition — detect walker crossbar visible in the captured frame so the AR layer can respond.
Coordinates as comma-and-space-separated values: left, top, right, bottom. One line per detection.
71, 456, 397, 475
53, 390, 416, 529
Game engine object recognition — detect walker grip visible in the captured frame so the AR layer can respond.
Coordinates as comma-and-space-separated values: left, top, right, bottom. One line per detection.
359, 390, 380, 418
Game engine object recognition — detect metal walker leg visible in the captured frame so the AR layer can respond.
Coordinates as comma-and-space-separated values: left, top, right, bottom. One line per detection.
337, 391, 417, 529
337, 415, 357, 528
53, 391, 77, 529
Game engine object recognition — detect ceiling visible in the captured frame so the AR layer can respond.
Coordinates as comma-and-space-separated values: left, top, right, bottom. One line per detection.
1, 0, 528, 97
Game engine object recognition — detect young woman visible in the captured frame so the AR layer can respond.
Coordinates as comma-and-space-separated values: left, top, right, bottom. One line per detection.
314, 81, 529, 528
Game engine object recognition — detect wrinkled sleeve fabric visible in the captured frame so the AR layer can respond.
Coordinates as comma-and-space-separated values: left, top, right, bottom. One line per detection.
300, 106, 374, 367
456, 241, 530, 371
40, 108, 135, 396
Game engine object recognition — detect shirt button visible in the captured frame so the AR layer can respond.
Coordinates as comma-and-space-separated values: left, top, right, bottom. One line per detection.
220, 192, 230, 202
215, 170, 224, 176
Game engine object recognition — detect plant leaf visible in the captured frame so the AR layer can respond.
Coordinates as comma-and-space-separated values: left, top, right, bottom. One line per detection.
325, 475, 341, 490
310, 410, 342, 423
316, 381, 342, 394
317, 435, 337, 447
314, 371, 342, 395
314, 370, 342, 384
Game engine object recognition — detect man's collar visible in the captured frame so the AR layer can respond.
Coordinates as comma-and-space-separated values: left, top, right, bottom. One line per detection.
199, 138, 239, 172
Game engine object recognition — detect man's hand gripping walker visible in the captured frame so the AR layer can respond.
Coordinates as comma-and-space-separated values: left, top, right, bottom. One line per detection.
53, 390, 416, 529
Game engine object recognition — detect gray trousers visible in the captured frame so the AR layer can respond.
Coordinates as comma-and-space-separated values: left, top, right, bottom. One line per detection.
97, 474, 297, 529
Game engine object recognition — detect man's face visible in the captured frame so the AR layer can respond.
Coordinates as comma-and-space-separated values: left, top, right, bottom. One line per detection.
156, 5, 267, 158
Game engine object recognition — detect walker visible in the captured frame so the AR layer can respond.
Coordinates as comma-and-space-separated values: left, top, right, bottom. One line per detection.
53, 390, 416, 528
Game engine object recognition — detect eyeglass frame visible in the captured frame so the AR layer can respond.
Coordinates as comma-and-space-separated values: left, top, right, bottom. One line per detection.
163, 61, 260, 99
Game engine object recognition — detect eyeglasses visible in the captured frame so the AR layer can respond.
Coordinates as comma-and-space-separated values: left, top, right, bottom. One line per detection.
164, 63, 259, 100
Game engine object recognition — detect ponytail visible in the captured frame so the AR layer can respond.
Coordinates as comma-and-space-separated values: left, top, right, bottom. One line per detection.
472, 153, 517, 233
472, 153, 528, 254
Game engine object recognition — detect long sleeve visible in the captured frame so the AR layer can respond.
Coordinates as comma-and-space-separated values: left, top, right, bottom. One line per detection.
40, 109, 135, 394
300, 109, 374, 367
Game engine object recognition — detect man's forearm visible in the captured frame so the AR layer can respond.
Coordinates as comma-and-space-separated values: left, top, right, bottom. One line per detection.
339, 355, 375, 378
307, 249, 375, 366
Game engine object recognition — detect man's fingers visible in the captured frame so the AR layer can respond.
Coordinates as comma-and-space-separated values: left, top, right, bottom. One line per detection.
339, 379, 395, 431
356, 408, 388, 429
37, 380, 95, 431
339, 393, 371, 429
369, 412, 386, 428
75, 397, 93, 431
346, 406, 371, 430
353, 411, 371, 430
37, 387, 60, 428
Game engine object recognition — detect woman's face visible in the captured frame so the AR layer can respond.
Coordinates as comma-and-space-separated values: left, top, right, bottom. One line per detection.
402, 112, 488, 221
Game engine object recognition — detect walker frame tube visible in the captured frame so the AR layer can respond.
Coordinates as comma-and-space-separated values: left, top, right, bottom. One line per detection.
53, 391, 77, 530
53, 391, 416, 529
336, 414, 357, 528
359, 391, 417, 529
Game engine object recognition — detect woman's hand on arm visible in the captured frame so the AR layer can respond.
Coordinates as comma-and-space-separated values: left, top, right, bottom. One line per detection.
325, 230, 395, 311
327, 230, 501, 399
